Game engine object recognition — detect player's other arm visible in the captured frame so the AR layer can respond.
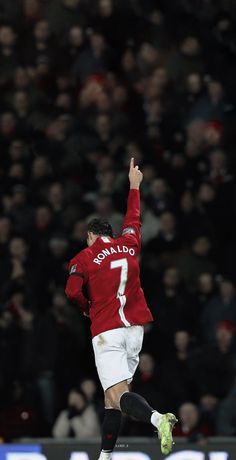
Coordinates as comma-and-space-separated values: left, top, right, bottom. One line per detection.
122, 157, 143, 244
65, 256, 90, 315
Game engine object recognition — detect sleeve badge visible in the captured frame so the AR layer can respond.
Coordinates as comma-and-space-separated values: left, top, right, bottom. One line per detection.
122, 227, 135, 235
69, 264, 77, 274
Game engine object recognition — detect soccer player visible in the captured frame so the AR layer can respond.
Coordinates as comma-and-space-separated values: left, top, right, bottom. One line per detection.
65, 158, 177, 459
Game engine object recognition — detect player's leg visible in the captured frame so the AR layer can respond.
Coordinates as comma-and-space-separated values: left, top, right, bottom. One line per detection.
98, 406, 122, 460
106, 380, 158, 420
119, 391, 177, 455
92, 329, 128, 460
93, 327, 176, 457
105, 380, 177, 455
121, 325, 177, 454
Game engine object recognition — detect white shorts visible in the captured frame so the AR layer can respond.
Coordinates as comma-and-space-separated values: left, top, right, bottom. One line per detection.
92, 325, 144, 391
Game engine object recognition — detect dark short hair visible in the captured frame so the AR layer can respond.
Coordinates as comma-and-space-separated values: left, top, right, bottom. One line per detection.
87, 218, 113, 238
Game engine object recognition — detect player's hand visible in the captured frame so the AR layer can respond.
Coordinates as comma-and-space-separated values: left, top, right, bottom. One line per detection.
129, 157, 143, 189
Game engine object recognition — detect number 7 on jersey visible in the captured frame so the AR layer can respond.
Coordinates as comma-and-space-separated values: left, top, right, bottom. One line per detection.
110, 258, 130, 326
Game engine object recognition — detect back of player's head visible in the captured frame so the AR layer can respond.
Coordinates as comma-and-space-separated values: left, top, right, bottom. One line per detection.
87, 218, 113, 238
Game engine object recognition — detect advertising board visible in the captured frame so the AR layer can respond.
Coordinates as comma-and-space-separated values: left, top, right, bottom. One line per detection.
0, 440, 233, 460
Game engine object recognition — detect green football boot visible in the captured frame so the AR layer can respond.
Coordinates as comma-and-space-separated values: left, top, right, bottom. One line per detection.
157, 413, 178, 455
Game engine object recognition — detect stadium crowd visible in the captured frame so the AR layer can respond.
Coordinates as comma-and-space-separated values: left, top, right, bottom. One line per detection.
0, 0, 236, 442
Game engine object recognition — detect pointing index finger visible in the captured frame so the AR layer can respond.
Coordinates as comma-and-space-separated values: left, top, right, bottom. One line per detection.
130, 157, 134, 169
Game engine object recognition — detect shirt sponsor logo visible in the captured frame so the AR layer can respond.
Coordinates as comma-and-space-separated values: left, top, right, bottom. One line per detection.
93, 245, 135, 265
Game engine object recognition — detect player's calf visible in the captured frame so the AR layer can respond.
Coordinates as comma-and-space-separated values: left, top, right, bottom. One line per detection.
119, 391, 177, 455
98, 408, 121, 460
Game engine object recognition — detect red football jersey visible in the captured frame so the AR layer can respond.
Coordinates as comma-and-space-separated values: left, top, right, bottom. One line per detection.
65, 189, 153, 338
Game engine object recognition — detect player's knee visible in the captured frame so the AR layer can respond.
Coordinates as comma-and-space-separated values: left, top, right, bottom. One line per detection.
105, 391, 119, 410
105, 382, 129, 410
104, 393, 113, 408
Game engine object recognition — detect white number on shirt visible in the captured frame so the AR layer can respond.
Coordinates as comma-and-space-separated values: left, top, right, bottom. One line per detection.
110, 258, 130, 326
110, 258, 128, 296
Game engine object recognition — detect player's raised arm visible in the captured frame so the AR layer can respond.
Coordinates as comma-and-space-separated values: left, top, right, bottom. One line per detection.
122, 157, 143, 245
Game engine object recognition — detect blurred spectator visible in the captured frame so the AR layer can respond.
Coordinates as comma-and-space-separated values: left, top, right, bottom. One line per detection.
47, 182, 65, 225
0, 216, 11, 257
10, 185, 34, 234
174, 402, 213, 440
29, 156, 52, 202
134, 353, 164, 411
166, 36, 204, 85
62, 25, 85, 70
0, 111, 17, 146
203, 121, 223, 151
143, 211, 182, 279
138, 42, 159, 77
23, 0, 42, 25
177, 235, 215, 291
0, 235, 31, 294
160, 331, 197, 412
40, 234, 69, 289
68, 219, 87, 256
24, 20, 55, 68
87, 194, 123, 237
43, 0, 87, 42
73, 30, 112, 83
148, 178, 173, 216
208, 149, 232, 185
191, 272, 216, 338
189, 79, 227, 123
0, 299, 19, 391
179, 190, 207, 242
52, 388, 100, 438
33, 289, 89, 431
80, 377, 105, 423
31, 205, 54, 254
125, 352, 166, 436
121, 49, 139, 85
201, 278, 236, 342
147, 267, 193, 352
217, 378, 236, 435
140, 200, 160, 245
180, 72, 204, 123
80, 377, 101, 406
0, 381, 39, 441
192, 320, 236, 403
197, 182, 217, 223
0, 25, 18, 85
